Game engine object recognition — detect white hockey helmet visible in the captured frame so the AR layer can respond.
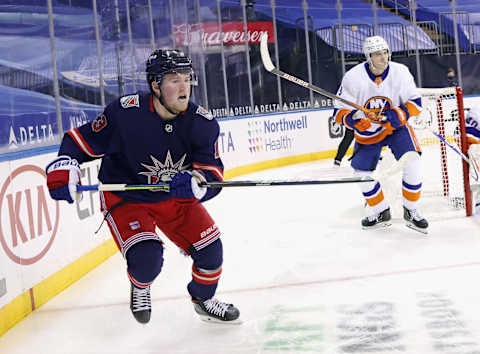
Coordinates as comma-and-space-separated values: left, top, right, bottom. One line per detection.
363, 35, 391, 62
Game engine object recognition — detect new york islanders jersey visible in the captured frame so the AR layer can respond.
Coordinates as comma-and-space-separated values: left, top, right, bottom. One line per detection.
466, 105, 480, 144
333, 61, 422, 145
58, 93, 223, 203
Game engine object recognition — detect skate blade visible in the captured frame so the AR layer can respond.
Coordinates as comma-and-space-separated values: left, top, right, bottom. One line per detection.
405, 222, 428, 234
362, 221, 392, 230
198, 315, 243, 325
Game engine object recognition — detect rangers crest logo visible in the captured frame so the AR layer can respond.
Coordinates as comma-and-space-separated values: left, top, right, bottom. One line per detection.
120, 94, 140, 109
196, 106, 213, 120
139, 151, 188, 187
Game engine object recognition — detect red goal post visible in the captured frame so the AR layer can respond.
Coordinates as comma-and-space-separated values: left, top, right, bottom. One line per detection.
412, 87, 472, 216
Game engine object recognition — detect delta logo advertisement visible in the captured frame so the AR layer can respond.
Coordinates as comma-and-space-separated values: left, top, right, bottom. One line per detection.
248, 115, 308, 153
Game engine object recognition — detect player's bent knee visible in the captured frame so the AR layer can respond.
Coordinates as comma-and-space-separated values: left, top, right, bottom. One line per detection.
126, 240, 164, 284
403, 152, 421, 183
190, 238, 223, 270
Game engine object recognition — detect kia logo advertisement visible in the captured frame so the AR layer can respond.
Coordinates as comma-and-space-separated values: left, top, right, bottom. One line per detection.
0, 165, 59, 265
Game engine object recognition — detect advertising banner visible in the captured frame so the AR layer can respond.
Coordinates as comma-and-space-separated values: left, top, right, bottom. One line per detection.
0, 85, 102, 155
173, 21, 275, 47
218, 109, 339, 171
0, 154, 110, 308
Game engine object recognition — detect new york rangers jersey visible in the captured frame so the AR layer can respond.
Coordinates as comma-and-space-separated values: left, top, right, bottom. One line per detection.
466, 105, 480, 144
334, 62, 422, 145
59, 93, 223, 203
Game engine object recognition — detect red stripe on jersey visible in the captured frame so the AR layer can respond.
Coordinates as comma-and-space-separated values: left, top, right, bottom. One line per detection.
149, 95, 154, 112
192, 162, 223, 181
67, 129, 104, 158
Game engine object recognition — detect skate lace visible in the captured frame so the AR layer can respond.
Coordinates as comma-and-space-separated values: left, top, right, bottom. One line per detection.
203, 298, 229, 317
132, 286, 151, 312
408, 209, 423, 221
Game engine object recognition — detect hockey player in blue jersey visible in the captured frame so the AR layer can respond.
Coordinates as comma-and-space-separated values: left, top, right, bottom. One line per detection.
45, 49, 240, 324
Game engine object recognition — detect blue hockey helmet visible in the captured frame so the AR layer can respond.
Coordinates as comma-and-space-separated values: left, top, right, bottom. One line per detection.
146, 49, 196, 87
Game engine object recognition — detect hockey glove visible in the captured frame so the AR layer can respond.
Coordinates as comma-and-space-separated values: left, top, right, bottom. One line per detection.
169, 170, 207, 200
367, 111, 388, 123
46, 156, 81, 204
379, 109, 407, 129
346, 110, 371, 132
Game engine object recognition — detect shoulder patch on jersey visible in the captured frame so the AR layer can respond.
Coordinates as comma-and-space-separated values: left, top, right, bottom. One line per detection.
120, 94, 140, 109
195, 106, 213, 120
92, 114, 107, 132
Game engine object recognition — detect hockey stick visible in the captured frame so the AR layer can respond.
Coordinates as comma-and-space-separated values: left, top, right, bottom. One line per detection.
260, 33, 390, 124
76, 147, 417, 193
431, 131, 479, 182
199, 176, 374, 187
431, 131, 469, 163
468, 148, 480, 182
259, 33, 369, 114
77, 154, 416, 193
77, 184, 170, 192
77, 175, 377, 192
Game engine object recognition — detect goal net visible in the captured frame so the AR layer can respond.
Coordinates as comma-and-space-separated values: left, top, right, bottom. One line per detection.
378, 87, 472, 217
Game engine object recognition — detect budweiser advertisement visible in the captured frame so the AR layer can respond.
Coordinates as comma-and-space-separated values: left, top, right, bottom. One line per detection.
173, 21, 274, 47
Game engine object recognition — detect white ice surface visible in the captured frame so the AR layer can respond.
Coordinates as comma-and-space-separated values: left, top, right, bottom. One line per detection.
1, 160, 480, 354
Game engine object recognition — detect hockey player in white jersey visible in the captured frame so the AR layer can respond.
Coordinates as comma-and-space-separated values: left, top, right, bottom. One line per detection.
333, 35, 428, 233
466, 105, 480, 206
466, 104, 480, 146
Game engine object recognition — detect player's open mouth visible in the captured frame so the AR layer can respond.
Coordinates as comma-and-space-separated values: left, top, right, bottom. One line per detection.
178, 95, 187, 101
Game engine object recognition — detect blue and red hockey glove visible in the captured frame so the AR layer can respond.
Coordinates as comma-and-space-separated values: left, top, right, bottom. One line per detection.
46, 156, 81, 204
169, 170, 207, 200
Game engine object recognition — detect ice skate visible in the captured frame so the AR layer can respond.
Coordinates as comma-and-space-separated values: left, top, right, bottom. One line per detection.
403, 207, 428, 234
130, 283, 152, 324
193, 297, 241, 324
361, 208, 392, 229
333, 159, 341, 167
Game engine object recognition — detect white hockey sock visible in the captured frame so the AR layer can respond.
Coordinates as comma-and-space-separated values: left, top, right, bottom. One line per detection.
402, 152, 422, 211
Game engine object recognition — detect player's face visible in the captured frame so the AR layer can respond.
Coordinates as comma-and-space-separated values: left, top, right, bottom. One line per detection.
370, 50, 389, 73
160, 72, 191, 113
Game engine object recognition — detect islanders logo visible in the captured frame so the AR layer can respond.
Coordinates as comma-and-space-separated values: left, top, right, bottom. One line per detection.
364, 96, 393, 113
